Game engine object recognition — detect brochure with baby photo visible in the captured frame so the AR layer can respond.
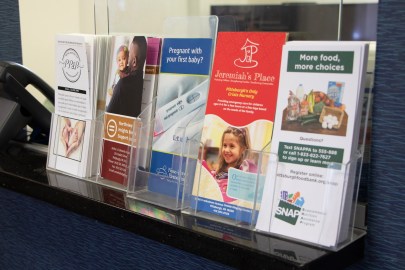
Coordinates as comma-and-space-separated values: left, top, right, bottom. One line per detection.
190, 32, 288, 224
99, 35, 161, 186
255, 41, 369, 247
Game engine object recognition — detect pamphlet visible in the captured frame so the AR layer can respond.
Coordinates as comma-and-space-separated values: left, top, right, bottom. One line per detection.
190, 32, 288, 223
48, 34, 111, 177
256, 41, 369, 247
148, 37, 215, 198
99, 35, 161, 186
54, 34, 91, 119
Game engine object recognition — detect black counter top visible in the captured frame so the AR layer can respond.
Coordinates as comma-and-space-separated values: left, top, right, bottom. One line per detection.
0, 142, 365, 269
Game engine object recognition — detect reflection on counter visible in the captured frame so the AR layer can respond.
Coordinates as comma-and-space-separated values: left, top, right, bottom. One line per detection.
182, 214, 254, 246
47, 169, 178, 224
101, 187, 127, 209
47, 171, 101, 199
127, 199, 178, 224
255, 233, 327, 266
182, 214, 330, 266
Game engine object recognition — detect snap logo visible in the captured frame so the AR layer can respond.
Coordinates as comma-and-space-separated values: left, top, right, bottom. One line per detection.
275, 191, 305, 225
59, 48, 84, 83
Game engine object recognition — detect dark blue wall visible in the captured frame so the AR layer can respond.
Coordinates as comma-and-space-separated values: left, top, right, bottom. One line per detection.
352, 0, 405, 269
0, 1, 22, 63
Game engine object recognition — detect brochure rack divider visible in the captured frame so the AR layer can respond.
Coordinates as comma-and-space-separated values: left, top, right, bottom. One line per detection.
125, 16, 219, 210
126, 98, 157, 193
89, 114, 104, 180
252, 146, 279, 227
341, 151, 363, 247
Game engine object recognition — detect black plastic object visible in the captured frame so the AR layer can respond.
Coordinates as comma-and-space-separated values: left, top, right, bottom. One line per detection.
0, 61, 54, 148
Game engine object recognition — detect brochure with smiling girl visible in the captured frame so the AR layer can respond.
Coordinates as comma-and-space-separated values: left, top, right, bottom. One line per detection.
188, 32, 288, 224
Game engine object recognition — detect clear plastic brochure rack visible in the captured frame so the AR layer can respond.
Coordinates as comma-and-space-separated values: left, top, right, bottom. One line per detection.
47, 72, 369, 253
47, 91, 369, 251
45, 13, 373, 251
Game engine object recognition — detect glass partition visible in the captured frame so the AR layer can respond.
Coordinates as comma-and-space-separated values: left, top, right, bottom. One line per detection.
101, 0, 377, 42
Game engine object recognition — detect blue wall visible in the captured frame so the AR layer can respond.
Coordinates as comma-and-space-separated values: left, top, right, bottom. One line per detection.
351, 0, 405, 269
0, 1, 22, 63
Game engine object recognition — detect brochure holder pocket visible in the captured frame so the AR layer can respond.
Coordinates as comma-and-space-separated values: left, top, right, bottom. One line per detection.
181, 140, 278, 229
126, 99, 204, 211
46, 113, 103, 180
95, 112, 141, 190
255, 152, 363, 251
125, 16, 218, 210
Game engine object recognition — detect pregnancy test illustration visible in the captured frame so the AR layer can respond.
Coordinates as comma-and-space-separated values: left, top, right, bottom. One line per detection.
154, 80, 209, 137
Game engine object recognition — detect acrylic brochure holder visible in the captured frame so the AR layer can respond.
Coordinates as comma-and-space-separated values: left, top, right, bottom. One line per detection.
46, 112, 104, 181
46, 110, 138, 191
126, 16, 219, 210
258, 153, 364, 251
93, 111, 141, 190
182, 137, 364, 250
126, 100, 200, 210
181, 140, 278, 230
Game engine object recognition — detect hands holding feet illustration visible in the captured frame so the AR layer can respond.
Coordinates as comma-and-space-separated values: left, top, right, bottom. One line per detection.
60, 118, 85, 158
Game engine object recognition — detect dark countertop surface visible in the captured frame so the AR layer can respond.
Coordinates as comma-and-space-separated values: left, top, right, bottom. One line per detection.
0, 141, 365, 269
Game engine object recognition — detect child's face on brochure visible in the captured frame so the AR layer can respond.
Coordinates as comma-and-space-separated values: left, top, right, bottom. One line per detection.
221, 133, 243, 169
117, 51, 128, 71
